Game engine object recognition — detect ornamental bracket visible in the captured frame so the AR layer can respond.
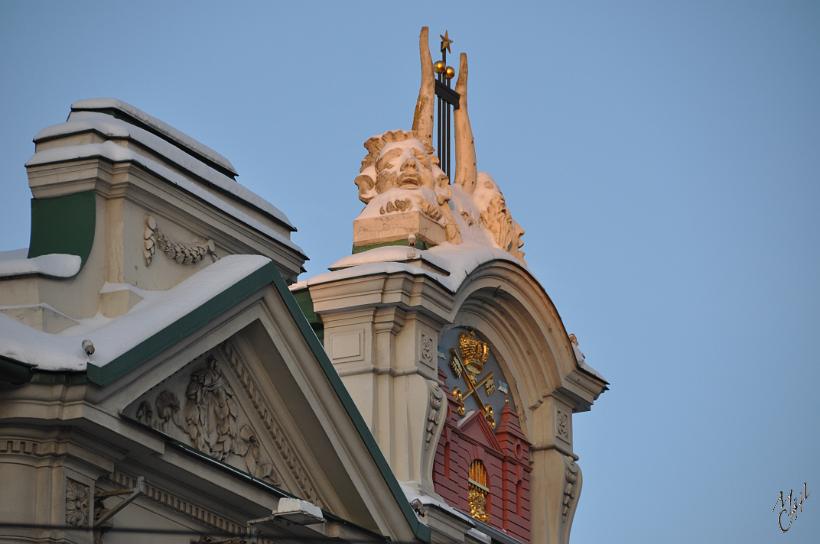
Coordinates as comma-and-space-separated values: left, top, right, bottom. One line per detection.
93, 476, 145, 528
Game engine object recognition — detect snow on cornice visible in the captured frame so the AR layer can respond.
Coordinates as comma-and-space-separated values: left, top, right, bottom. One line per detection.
27, 141, 303, 255
70, 98, 237, 177
0, 249, 80, 278
33, 108, 294, 232
301, 242, 519, 294
0, 255, 270, 372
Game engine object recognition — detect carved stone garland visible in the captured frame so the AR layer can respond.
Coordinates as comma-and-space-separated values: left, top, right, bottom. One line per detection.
144, 215, 217, 266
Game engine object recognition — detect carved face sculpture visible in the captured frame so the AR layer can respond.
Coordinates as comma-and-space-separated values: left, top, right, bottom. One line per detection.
354, 129, 462, 244
375, 139, 436, 192
474, 174, 525, 260
355, 130, 444, 204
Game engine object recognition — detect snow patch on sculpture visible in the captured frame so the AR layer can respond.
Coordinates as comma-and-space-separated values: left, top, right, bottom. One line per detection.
350, 27, 524, 263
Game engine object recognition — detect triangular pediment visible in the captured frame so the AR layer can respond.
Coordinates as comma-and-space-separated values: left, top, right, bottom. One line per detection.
92, 266, 425, 542
123, 342, 323, 505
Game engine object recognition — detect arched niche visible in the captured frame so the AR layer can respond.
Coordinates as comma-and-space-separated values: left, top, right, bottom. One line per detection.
440, 259, 606, 544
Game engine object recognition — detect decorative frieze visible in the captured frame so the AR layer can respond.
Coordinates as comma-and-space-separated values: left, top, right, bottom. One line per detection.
127, 355, 279, 485
0, 439, 41, 456
144, 215, 217, 266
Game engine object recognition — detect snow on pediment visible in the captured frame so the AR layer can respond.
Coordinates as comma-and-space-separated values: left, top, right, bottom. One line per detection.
123, 342, 322, 507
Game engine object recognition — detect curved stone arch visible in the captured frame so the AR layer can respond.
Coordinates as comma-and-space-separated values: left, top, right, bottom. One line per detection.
443, 259, 606, 544
449, 261, 578, 407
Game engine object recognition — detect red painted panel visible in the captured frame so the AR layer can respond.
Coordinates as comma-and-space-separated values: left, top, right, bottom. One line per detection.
433, 380, 532, 542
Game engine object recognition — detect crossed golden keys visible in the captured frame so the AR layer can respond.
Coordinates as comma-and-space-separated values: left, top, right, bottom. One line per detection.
449, 330, 501, 428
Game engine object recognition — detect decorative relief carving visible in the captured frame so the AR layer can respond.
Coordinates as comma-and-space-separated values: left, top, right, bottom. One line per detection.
126, 345, 324, 507
425, 380, 445, 446
65, 478, 90, 527
354, 129, 462, 245
379, 198, 411, 215
155, 389, 181, 432
420, 378, 448, 494
181, 358, 273, 481
128, 356, 277, 484
143, 215, 217, 266
420, 332, 435, 366
556, 405, 571, 443
562, 457, 580, 522
221, 342, 322, 506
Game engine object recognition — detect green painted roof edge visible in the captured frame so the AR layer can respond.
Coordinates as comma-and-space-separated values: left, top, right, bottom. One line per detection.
291, 287, 324, 342
270, 268, 432, 543
82, 260, 429, 541
86, 262, 276, 385
27, 191, 95, 271
0, 355, 34, 385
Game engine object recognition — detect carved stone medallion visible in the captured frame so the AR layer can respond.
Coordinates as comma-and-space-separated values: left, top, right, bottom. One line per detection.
65, 478, 90, 527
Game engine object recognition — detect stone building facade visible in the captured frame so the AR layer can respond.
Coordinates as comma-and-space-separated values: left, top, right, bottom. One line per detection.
0, 27, 606, 544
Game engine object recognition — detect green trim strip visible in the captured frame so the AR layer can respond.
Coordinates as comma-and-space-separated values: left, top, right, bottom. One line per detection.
270, 270, 432, 542
82, 262, 428, 541
0, 356, 34, 385
27, 191, 96, 269
352, 238, 429, 254
291, 288, 324, 343
86, 263, 276, 386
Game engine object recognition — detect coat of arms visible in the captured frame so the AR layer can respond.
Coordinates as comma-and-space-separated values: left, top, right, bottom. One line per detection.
450, 330, 501, 428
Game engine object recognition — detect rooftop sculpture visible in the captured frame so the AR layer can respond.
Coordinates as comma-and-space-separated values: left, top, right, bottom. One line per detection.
353, 27, 525, 261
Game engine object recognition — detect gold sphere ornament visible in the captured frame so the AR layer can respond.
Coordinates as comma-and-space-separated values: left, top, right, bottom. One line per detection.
434, 60, 446, 74
445, 66, 455, 79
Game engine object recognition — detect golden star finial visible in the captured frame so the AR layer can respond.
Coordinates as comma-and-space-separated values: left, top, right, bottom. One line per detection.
440, 30, 453, 54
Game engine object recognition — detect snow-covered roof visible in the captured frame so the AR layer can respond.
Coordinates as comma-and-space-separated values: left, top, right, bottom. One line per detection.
70, 98, 237, 177
32, 99, 296, 234
0, 255, 269, 371
0, 249, 80, 278
299, 243, 519, 294
27, 140, 302, 255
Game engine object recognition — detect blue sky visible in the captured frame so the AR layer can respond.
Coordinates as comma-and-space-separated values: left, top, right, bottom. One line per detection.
1, 1, 818, 542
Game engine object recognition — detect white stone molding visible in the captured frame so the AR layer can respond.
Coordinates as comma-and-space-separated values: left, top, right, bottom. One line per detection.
310, 257, 606, 544
221, 341, 322, 505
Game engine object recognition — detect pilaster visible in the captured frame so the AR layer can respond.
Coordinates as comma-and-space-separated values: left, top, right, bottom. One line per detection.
310, 270, 452, 488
